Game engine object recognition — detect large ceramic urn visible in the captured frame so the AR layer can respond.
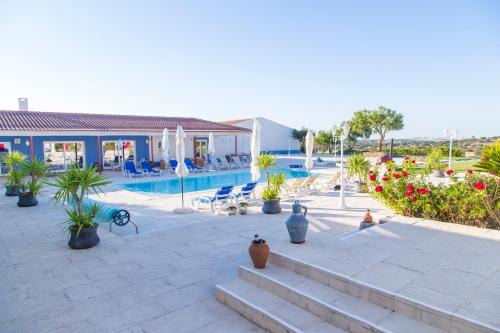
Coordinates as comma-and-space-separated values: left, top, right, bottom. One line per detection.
286, 201, 308, 244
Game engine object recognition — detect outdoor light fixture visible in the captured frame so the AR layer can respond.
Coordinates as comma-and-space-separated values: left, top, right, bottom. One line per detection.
444, 129, 459, 170
25, 139, 30, 147
145, 139, 149, 144
338, 122, 350, 209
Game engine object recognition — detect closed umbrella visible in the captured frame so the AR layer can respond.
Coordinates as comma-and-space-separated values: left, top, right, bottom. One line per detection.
173, 125, 192, 214
305, 130, 314, 173
250, 118, 261, 182
161, 128, 169, 163
208, 132, 216, 165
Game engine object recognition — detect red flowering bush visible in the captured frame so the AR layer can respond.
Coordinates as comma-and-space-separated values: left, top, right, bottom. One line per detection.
446, 169, 454, 175
371, 159, 499, 229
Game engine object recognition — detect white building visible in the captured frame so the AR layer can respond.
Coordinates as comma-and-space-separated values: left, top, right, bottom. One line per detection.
223, 117, 301, 154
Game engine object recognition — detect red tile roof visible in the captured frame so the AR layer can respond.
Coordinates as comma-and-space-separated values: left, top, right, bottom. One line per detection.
0, 111, 250, 133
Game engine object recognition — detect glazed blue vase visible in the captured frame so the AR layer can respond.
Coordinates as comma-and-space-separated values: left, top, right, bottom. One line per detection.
286, 201, 308, 244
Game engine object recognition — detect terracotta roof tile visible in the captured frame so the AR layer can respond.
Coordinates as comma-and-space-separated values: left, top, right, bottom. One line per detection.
0, 111, 250, 133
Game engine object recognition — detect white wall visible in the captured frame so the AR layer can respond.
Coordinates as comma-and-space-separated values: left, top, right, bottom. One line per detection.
229, 117, 300, 153
151, 133, 249, 161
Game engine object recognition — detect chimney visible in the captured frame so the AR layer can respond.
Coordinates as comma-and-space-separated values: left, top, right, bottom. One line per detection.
18, 98, 28, 111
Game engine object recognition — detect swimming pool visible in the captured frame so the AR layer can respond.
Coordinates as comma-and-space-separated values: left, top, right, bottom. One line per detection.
122, 168, 309, 195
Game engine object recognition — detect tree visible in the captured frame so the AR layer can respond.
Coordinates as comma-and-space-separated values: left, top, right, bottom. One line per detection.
292, 128, 309, 153
314, 130, 334, 153
350, 110, 373, 139
369, 106, 404, 151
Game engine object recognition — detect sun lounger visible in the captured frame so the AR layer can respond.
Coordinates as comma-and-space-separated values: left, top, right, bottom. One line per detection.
231, 182, 257, 203
215, 157, 231, 170
169, 160, 178, 171
225, 155, 239, 169
140, 161, 161, 176
185, 159, 203, 173
321, 172, 341, 190
283, 178, 306, 198
191, 185, 234, 212
124, 161, 144, 177
301, 175, 319, 192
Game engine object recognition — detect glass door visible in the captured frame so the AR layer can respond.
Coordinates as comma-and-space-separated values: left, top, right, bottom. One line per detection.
43, 141, 85, 170
102, 140, 136, 169
195, 139, 208, 161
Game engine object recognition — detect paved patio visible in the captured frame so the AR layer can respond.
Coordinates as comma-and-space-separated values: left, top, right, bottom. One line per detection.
1, 171, 499, 332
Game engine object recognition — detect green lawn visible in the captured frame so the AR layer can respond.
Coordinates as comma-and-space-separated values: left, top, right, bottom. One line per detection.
451, 159, 479, 172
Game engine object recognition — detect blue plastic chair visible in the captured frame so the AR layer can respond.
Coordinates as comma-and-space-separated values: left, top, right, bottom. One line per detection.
124, 161, 143, 177
192, 185, 234, 211
231, 182, 257, 203
140, 161, 161, 176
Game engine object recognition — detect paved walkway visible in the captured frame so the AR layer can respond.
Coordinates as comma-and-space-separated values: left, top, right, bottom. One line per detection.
1, 174, 499, 332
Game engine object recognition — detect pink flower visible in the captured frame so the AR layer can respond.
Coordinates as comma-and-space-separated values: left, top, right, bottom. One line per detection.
406, 190, 413, 197
402, 171, 409, 177
392, 173, 400, 179
375, 185, 383, 192
446, 169, 453, 175
369, 174, 376, 181
412, 197, 417, 203
382, 176, 389, 182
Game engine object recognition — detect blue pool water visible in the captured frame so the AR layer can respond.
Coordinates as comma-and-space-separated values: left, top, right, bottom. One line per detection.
122, 168, 309, 195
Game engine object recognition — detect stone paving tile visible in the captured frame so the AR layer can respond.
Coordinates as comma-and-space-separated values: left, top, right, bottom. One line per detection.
1, 174, 500, 331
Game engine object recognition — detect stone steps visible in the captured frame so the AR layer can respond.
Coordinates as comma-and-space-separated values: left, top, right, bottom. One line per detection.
216, 250, 497, 333
216, 278, 347, 333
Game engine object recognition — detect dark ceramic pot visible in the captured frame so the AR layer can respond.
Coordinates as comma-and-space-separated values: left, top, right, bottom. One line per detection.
5, 186, 20, 197
68, 224, 100, 249
17, 192, 38, 207
286, 201, 308, 244
359, 221, 376, 230
262, 199, 281, 214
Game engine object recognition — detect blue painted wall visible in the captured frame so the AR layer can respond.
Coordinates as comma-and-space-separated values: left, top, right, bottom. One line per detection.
0, 134, 150, 167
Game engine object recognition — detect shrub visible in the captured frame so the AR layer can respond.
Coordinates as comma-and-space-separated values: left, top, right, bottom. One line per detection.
371, 159, 499, 229
475, 140, 500, 176
347, 154, 370, 183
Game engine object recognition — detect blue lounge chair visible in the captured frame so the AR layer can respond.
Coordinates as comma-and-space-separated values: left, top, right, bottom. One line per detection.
169, 160, 178, 171
124, 161, 144, 177
140, 161, 161, 176
192, 185, 234, 211
231, 182, 257, 203
185, 159, 203, 173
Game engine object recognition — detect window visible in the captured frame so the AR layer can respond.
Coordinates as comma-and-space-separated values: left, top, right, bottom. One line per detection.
44, 141, 85, 170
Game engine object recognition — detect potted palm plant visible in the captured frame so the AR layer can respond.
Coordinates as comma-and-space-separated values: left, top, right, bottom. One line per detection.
16, 158, 48, 207
2, 151, 27, 196
257, 154, 287, 214
50, 165, 111, 249
347, 154, 370, 193
426, 147, 446, 177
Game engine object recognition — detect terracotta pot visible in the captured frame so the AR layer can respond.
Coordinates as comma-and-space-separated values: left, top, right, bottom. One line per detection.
364, 210, 373, 223
248, 241, 270, 269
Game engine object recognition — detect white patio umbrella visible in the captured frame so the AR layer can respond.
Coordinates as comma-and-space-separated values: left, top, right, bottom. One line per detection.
161, 128, 169, 163
305, 130, 314, 173
208, 132, 216, 165
250, 118, 261, 182
173, 125, 192, 214
118, 139, 124, 173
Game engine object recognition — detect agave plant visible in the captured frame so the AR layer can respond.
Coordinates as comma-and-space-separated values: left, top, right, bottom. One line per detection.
50, 165, 111, 234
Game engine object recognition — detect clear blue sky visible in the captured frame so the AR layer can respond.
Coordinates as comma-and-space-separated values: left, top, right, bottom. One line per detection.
1, 0, 499, 138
